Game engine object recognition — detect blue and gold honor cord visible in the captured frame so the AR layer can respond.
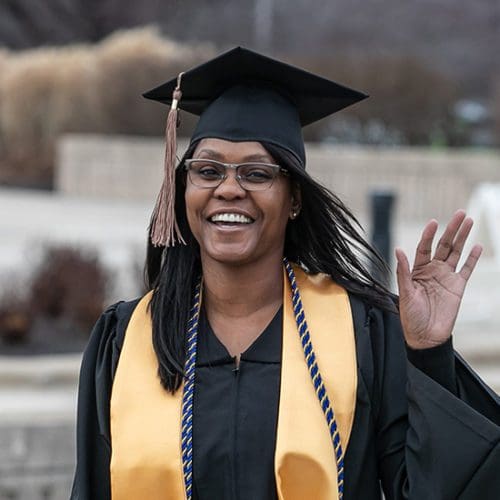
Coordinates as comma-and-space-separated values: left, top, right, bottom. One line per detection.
284, 258, 345, 499
181, 282, 201, 499
181, 260, 345, 499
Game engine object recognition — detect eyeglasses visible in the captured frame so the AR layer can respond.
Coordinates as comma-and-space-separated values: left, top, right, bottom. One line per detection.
184, 159, 288, 191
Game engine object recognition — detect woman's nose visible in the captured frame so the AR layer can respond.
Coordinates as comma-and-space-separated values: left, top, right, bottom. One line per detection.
213, 171, 246, 199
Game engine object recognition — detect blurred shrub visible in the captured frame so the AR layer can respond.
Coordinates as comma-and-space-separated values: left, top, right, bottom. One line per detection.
0, 244, 133, 353
493, 77, 500, 147
29, 245, 111, 331
0, 289, 32, 344
0, 27, 214, 187
294, 54, 460, 146
0, 245, 111, 351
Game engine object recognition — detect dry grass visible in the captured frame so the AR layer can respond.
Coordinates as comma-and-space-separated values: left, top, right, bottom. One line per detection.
1, 27, 494, 187
0, 27, 215, 187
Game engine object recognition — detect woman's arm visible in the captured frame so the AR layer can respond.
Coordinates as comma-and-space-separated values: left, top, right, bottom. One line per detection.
370, 210, 500, 499
374, 308, 500, 500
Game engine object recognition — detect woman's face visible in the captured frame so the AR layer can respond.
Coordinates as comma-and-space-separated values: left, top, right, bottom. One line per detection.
185, 138, 296, 266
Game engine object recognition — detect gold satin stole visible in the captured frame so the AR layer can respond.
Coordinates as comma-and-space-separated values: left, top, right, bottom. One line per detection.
110, 265, 357, 499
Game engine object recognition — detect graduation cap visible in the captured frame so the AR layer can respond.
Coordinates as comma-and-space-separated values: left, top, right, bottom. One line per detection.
143, 46, 367, 247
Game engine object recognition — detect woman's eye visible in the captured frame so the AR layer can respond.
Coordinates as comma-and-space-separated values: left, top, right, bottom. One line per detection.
243, 169, 273, 182
198, 167, 220, 178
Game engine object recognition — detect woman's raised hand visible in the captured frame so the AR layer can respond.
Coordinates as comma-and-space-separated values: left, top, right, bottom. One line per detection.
395, 210, 483, 350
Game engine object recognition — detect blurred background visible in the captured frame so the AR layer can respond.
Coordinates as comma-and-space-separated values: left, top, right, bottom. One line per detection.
0, 1, 499, 498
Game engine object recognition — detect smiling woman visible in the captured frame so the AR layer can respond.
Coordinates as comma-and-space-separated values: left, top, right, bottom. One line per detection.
185, 139, 295, 269
71, 47, 500, 500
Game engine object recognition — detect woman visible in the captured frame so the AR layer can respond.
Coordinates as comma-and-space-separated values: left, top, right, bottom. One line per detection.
71, 48, 500, 500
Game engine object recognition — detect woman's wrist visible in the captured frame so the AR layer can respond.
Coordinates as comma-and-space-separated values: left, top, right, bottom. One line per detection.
405, 336, 450, 351
406, 336, 457, 394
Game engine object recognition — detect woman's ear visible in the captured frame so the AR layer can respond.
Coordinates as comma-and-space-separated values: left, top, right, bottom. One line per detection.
292, 182, 302, 210
290, 182, 302, 219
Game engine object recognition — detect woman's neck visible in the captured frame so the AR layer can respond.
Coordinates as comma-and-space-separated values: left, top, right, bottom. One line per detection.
201, 253, 284, 320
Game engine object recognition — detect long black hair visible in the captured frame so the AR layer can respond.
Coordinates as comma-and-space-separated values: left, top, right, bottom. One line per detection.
145, 141, 395, 393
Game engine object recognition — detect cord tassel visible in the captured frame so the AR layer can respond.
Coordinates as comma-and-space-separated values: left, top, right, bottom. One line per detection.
150, 73, 186, 247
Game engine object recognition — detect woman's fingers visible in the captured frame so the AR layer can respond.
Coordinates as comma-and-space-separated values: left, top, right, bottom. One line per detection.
395, 247, 414, 298
434, 209, 467, 261
446, 216, 474, 270
404, 210, 480, 282
459, 244, 483, 281
434, 210, 465, 260
413, 220, 438, 268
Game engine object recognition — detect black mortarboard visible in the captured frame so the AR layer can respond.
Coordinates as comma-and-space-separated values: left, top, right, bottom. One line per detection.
143, 46, 367, 247
143, 46, 367, 166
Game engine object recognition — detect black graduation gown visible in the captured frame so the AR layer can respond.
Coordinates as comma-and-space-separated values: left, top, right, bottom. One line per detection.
70, 294, 500, 500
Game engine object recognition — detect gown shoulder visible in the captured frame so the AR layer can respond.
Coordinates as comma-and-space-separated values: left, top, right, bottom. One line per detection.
70, 298, 140, 500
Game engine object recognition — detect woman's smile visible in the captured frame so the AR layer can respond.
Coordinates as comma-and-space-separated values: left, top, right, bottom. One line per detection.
208, 211, 255, 225
206, 211, 255, 234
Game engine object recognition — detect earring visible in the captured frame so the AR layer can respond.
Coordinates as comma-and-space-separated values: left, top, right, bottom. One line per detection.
290, 210, 298, 220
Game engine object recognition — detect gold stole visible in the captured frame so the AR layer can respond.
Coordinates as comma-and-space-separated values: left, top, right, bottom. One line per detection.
110, 265, 357, 499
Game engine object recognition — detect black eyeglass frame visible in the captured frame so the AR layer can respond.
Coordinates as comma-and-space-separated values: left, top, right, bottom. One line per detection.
183, 158, 289, 191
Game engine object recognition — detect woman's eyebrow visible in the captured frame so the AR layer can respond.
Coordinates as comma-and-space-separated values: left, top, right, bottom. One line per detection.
195, 149, 224, 160
195, 149, 273, 163
241, 154, 274, 162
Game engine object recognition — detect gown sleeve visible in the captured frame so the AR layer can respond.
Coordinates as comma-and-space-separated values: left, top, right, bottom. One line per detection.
70, 299, 139, 500
349, 296, 500, 500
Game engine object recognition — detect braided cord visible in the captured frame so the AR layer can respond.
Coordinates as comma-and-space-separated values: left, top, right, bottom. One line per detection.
284, 258, 345, 499
180, 263, 345, 499
181, 281, 202, 500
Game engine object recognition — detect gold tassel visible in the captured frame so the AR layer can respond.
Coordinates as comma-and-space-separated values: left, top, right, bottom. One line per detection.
150, 73, 186, 247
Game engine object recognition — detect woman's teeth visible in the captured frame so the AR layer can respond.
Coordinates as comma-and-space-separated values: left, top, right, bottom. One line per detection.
210, 213, 253, 224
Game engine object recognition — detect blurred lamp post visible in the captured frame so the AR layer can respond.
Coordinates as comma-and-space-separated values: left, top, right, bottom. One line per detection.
254, 0, 274, 49
370, 190, 396, 286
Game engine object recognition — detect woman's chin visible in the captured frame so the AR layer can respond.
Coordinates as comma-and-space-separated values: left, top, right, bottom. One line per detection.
202, 242, 258, 266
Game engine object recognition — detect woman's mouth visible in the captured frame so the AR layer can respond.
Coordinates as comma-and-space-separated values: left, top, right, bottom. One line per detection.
209, 213, 254, 225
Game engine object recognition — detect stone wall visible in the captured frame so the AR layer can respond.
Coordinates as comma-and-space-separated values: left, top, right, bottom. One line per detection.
0, 422, 74, 500
56, 134, 500, 222
0, 355, 79, 500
